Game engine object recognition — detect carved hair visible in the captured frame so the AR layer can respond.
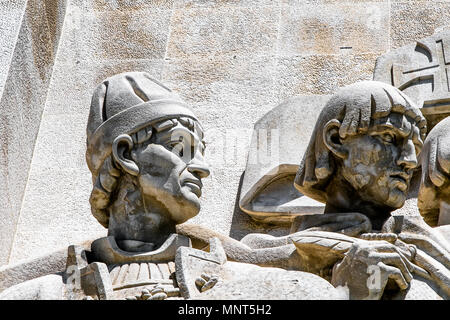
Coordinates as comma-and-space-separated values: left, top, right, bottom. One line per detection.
418, 117, 450, 226
89, 117, 200, 228
294, 81, 427, 203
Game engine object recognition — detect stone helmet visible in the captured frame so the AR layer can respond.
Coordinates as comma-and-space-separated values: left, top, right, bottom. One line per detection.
86, 71, 198, 183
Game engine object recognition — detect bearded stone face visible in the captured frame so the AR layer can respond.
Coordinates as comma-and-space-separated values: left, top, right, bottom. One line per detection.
338, 112, 422, 209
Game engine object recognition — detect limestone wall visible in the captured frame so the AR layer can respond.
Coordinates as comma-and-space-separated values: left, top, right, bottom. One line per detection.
0, 0, 68, 265
1, 0, 449, 265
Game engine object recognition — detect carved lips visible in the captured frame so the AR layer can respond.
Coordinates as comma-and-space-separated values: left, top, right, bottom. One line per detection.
182, 177, 203, 198
389, 171, 411, 192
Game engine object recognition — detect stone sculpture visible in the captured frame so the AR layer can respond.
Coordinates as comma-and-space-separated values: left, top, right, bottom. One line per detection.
418, 116, 450, 227
181, 80, 450, 300
239, 27, 450, 228
291, 80, 450, 299
1, 71, 211, 299
295, 80, 426, 227
1, 75, 449, 300
85, 71, 211, 251
0, 72, 343, 300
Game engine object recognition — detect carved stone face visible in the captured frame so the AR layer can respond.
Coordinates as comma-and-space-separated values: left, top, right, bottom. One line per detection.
295, 81, 427, 229
107, 119, 210, 248
86, 72, 212, 248
337, 112, 422, 209
132, 121, 209, 224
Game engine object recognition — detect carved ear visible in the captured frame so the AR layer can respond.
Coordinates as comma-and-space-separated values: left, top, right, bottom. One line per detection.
112, 134, 139, 176
323, 119, 348, 159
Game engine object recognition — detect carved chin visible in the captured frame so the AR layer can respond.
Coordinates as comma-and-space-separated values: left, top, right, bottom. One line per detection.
386, 188, 407, 208
173, 204, 200, 224
170, 189, 201, 223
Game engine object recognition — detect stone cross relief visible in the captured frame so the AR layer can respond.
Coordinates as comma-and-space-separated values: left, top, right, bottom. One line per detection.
392, 38, 450, 109
374, 28, 450, 133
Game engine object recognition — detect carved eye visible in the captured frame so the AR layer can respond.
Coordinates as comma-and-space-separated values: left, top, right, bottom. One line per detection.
168, 141, 184, 157
379, 133, 395, 144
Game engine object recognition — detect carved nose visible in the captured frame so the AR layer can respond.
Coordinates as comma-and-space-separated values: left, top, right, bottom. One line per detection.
397, 139, 418, 170
187, 152, 210, 179
187, 163, 210, 179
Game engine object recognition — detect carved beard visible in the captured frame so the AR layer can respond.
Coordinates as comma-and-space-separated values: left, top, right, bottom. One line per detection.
341, 144, 409, 209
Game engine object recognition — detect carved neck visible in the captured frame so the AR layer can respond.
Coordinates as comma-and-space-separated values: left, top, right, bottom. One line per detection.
107, 176, 176, 250
324, 170, 392, 231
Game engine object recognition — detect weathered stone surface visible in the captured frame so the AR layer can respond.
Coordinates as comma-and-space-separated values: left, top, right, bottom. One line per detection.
390, 2, 450, 49
277, 53, 377, 98
176, 237, 346, 300
167, 6, 279, 58
161, 53, 281, 236
0, 0, 27, 97
437, 225, 450, 244
173, 0, 275, 9
278, 2, 389, 56
0, 0, 67, 265
0, 249, 66, 293
288, 0, 388, 2
8, 167, 106, 263
0, 274, 64, 300
161, 54, 279, 120
71, 0, 174, 11
58, 7, 172, 64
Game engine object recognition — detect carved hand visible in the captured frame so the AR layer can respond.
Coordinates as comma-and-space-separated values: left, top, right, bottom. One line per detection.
291, 212, 372, 237
331, 240, 414, 300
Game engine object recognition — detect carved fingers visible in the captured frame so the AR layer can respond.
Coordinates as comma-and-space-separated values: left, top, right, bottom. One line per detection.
362, 236, 435, 281
332, 240, 416, 299
292, 212, 372, 237
375, 262, 409, 291
371, 252, 413, 287
357, 241, 414, 275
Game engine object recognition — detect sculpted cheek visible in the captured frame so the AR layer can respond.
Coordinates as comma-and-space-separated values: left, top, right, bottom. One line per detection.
353, 174, 370, 189
137, 145, 186, 176
349, 140, 382, 167
349, 142, 381, 172
376, 174, 390, 199
344, 139, 387, 190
